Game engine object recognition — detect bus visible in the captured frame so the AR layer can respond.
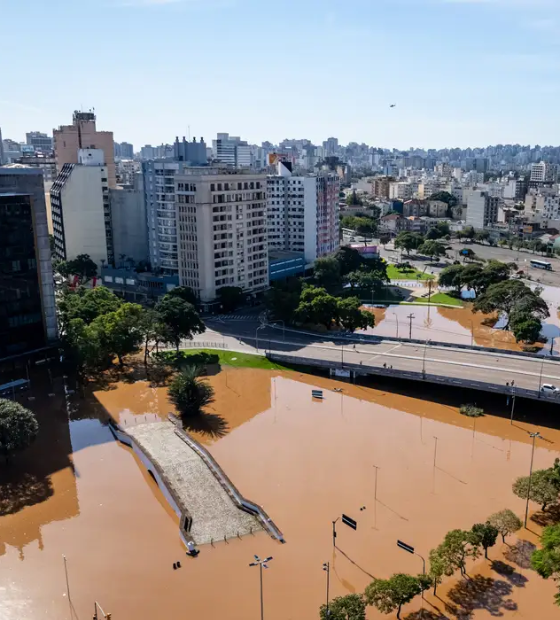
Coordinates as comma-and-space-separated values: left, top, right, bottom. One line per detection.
530, 259, 552, 271
0, 378, 30, 397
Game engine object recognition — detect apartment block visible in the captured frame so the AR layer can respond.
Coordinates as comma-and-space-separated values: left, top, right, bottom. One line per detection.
51, 149, 112, 266
53, 111, 116, 188
175, 169, 268, 302
531, 161, 558, 184
403, 200, 428, 217
466, 190, 499, 229
428, 200, 448, 218
267, 161, 339, 265
0, 169, 58, 358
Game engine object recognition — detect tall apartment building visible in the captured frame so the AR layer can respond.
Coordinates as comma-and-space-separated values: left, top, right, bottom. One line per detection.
26, 131, 53, 154
53, 111, 116, 188
175, 168, 268, 302
51, 149, 113, 266
530, 161, 558, 184
115, 142, 134, 159
173, 136, 207, 164
212, 133, 251, 168
267, 161, 339, 265
0, 126, 4, 164
466, 190, 499, 229
372, 177, 391, 199
0, 169, 58, 358
403, 200, 428, 217
389, 181, 414, 201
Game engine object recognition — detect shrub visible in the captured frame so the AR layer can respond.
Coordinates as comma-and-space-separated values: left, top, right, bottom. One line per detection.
460, 404, 484, 417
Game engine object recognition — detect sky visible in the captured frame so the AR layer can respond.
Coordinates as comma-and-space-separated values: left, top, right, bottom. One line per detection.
2, 0, 560, 150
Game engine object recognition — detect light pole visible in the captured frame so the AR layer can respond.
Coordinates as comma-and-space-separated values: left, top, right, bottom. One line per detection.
406, 313, 415, 340
332, 517, 339, 548
538, 359, 545, 398
510, 387, 516, 425
396, 540, 426, 599
255, 325, 266, 352
393, 312, 399, 338
524, 432, 541, 528
422, 339, 431, 377
249, 555, 273, 620
322, 562, 330, 616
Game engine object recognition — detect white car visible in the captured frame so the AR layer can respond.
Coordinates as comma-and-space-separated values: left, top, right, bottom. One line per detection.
541, 384, 560, 395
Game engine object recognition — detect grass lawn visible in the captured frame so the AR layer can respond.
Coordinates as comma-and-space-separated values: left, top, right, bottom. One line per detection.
177, 349, 287, 370
414, 293, 464, 307
386, 264, 435, 281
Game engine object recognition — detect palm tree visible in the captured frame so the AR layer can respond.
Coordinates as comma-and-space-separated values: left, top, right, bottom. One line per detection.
168, 366, 215, 420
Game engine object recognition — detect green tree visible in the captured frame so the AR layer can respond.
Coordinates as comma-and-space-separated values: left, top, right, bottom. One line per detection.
265, 278, 302, 324
58, 286, 123, 333
512, 469, 560, 511
319, 594, 366, 620
428, 191, 458, 209
59, 254, 98, 284
334, 247, 364, 276
313, 257, 343, 292
64, 317, 110, 374
474, 230, 491, 244
168, 366, 215, 420
473, 280, 549, 329
168, 285, 199, 307
487, 509, 522, 544
337, 297, 375, 332
92, 303, 145, 366
155, 295, 205, 352
437, 529, 480, 577
460, 226, 475, 241
217, 286, 245, 312
428, 548, 448, 595
0, 399, 39, 464
469, 523, 499, 559
417, 240, 447, 261
426, 223, 450, 240
296, 285, 340, 329
346, 190, 363, 206
531, 523, 560, 605
439, 264, 465, 295
395, 232, 424, 255
510, 314, 542, 344
365, 574, 430, 619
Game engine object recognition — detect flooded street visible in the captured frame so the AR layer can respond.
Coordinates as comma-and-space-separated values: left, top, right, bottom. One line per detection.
2, 368, 560, 619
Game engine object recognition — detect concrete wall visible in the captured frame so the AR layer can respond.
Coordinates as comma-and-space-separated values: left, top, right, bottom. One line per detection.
110, 188, 148, 264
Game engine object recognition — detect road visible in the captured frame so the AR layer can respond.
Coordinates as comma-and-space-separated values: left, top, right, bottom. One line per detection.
192, 319, 560, 396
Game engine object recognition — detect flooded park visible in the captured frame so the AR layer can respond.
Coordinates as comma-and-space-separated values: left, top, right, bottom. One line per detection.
2, 364, 560, 619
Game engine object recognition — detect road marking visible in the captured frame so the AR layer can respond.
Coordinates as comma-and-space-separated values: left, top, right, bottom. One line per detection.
368, 343, 402, 362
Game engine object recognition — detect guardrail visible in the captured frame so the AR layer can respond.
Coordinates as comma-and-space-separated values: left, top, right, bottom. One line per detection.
168, 415, 285, 544
267, 324, 560, 363
266, 353, 559, 404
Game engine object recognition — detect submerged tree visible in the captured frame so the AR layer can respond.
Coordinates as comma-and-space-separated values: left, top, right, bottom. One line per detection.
168, 366, 215, 420
0, 399, 39, 464
487, 509, 522, 544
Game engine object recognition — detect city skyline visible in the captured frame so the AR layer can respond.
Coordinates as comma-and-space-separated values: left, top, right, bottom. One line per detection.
3, 0, 560, 148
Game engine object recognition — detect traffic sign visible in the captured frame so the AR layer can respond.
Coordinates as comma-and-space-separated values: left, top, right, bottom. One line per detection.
397, 540, 414, 554
342, 514, 357, 530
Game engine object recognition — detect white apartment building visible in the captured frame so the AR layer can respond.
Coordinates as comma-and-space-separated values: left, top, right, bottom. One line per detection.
389, 181, 414, 201
175, 169, 268, 302
525, 193, 560, 220
428, 200, 448, 218
212, 133, 251, 168
51, 149, 111, 266
267, 161, 339, 265
531, 161, 558, 184
466, 190, 499, 230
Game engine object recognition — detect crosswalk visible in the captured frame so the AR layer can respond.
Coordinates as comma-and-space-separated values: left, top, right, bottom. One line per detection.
207, 314, 258, 321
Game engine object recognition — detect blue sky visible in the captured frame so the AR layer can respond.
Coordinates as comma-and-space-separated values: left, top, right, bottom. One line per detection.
2, 0, 560, 149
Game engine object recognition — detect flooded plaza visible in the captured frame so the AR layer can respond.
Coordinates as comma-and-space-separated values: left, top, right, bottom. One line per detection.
2, 367, 560, 619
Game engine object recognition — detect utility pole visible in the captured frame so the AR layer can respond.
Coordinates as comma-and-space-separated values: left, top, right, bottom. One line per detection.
322, 562, 330, 617
406, 313, 415, 340
524, 432, 541, 527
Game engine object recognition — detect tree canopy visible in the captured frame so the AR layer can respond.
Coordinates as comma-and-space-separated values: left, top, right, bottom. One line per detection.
155, 294, 205, 352
395, 232, 425, 255
531, 523, 560, 605
513, 468, 560, 511
0, 399, 39, 463
58, 286, 123, 333
334, 247, 364, 276
469, 523, 499, 559
168, 366, 215, 421
365, 574, 430, 619
56, 254, 98, 283
417, 240, 447, 261
319, 594, 366, 620
168, 285, 199, 307
428, 191, 458, 209
487, 509, 522, 544
265, 278, 302, 324
313, 257, 343, 292
217, 286, 245, 312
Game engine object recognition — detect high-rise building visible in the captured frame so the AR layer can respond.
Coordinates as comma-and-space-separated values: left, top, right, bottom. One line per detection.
212, 133, 251, 168
115, 141, 134, 159
109, 187, 148, 264
53, 110, 116, 188
267, 161, 340, 265
466, 190, 499, 229
530, 161, 558, 184
142, 160, 182, 273
50, 149, 113, 266
173, 136, 207, 164
0, 169, 58, 358
26, 131, 53, 154
0, 127, 4, 165
2, 139, 22, 163
175, 168, 268, 302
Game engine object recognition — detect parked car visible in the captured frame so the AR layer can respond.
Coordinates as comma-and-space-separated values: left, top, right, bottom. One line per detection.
541, 384, 560, 395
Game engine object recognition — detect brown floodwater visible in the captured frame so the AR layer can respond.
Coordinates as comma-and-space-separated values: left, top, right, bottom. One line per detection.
363, 304, 539, 352
2, 368, 560, 619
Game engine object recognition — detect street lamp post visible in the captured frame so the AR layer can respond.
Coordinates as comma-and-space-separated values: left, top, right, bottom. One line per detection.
538, 359, 545, 398
524, 432, 541, 528
332, 517, 339, 548
255, 325, 266, 352
393, 312, 400, 338
422, 340, 431, 377
249, 555, 273, 620
322, 562, 331, 616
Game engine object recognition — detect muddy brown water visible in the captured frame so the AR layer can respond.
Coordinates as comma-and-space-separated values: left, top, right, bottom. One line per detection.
1, 368, 560, 619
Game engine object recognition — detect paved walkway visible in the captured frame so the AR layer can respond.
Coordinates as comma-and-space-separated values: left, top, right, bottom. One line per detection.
126, 421, 261, 544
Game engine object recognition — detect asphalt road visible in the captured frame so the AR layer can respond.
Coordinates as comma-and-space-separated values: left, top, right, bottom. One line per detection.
197, 319, 560, 395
